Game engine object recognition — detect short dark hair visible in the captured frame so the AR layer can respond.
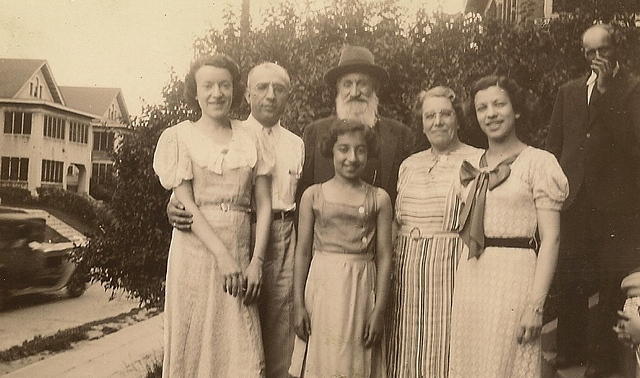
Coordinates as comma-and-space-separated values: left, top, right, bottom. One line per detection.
183, 54, 244, 112
320, 119, 379, 159
466, 75, 535, 143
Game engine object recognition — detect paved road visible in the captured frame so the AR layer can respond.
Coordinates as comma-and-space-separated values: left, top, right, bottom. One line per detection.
0, 284, 138, 350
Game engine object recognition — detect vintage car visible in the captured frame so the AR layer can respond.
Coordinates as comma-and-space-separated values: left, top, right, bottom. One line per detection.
0, 207, 87, 310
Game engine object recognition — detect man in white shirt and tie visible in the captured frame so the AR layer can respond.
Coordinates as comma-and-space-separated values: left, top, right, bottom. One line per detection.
168, 62, 304, 378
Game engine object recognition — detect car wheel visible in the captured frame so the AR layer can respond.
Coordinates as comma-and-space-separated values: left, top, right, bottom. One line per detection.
66, 270, 87, 298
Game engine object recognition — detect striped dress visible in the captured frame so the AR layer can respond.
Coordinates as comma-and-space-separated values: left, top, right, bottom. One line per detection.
386, 143, 483, 378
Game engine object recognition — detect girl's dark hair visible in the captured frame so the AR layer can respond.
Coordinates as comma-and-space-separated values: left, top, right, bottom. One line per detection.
183, 54, 244, 112
320, 119, 379, 158
466, 75, 537, 145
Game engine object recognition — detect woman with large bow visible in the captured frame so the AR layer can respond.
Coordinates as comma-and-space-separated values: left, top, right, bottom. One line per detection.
448, 76, 568, 377
386, 86, 482, 377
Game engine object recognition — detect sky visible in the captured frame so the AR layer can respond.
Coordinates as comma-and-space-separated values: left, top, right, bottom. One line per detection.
0, 0, 465, 116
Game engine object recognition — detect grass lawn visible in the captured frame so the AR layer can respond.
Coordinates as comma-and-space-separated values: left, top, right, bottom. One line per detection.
0, 307, 158, 362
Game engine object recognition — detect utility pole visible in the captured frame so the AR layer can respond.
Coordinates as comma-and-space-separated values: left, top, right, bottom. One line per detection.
241, 0, 250, 40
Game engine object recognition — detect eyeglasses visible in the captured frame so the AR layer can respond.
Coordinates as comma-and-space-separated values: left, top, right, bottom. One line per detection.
583, 46, 613, 58
253, 82, 288, 96
423, 110, 455, 120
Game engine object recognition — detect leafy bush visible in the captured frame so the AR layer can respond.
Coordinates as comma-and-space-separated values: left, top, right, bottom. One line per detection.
195, 0, 639, 148
76, 0, 640, 306
74, 79, 188, 307
0, 186, 104, 236
35, 187, 101, 231
89, 180, 115, 202
0, 187, 34, 206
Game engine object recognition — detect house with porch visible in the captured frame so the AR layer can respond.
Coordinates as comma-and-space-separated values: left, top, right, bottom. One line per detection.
0, 58, 129, 196
58, 86, 130, 190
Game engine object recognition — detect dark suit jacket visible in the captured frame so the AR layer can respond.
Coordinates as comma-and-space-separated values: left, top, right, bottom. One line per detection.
546, 68, 640, 272
299, 116, 414, 206
546, 68, 640, 214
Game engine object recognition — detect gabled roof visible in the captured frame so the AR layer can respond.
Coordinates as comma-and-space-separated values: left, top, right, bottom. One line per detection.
0, 58, 65, 104
465, 0, 492, 13
58, 86, 130, 124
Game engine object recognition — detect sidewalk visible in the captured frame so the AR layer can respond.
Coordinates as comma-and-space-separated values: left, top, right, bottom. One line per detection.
0, 312, 586, 378
5, 314, 163, 378
4, 303, 633, 378
0, 285, 139, 351
21, 208, 87, 246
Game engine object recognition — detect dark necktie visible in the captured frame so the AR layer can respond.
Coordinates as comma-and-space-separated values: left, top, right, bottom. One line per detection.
589, 85, 601, 107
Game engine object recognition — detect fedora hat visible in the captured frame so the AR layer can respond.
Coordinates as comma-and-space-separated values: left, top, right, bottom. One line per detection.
324, 45, 389, 87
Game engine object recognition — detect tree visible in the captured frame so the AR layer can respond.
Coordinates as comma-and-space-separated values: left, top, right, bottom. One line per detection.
241, 0, 251, 40
74, 74, 193, 306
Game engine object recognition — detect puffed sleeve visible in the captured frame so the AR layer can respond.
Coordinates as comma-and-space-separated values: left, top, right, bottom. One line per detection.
153, 125, 193, 189
532, 150, 569, 210
253, 130, 275, 177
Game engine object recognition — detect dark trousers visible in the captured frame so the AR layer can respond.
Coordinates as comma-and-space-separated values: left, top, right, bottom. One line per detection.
556, 188, 639, 368
556, 189, 593, 360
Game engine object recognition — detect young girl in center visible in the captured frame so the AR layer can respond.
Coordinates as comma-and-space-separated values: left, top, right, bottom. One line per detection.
289, 119, 393, 378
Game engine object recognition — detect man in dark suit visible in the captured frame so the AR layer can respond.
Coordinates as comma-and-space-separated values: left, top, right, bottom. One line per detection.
298, 45, 414, 205
546, 24, 640, 377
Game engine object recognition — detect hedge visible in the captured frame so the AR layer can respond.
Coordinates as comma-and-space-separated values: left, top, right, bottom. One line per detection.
76, 0, 640, 306
0, 187, 33, 206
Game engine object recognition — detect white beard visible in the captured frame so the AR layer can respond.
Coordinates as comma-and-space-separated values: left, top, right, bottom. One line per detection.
335, 92, 379, 128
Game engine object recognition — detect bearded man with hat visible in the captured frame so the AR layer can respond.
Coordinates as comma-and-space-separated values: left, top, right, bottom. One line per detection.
298, 45, 414, 205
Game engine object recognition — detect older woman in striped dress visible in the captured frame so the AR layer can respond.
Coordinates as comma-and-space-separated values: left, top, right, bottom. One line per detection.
386, 86, 483, 378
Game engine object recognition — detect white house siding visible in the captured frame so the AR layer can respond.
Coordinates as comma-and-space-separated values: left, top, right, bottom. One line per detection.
0, 105, 93, 194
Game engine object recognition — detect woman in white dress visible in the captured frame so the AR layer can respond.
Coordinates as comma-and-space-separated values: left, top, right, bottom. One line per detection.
448, 75, 568, 377
153, 55, 272, 377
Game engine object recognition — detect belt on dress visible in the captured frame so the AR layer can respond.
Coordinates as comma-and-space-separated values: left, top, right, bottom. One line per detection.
485, 237, 538, 251
400, 226, 458, 240
250, 209, 295, 223
203, 202, 251, 213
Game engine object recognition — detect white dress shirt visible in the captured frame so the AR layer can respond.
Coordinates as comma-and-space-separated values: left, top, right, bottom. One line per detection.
244, 114, 304, 212
586, 61, 620, 104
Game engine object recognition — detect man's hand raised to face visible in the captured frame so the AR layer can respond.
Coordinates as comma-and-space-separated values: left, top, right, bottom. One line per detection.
592, 52, 614, 94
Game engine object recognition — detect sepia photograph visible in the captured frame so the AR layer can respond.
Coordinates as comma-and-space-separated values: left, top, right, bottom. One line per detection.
1, 0, 639, 377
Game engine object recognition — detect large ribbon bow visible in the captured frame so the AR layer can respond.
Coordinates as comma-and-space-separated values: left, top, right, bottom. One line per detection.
458, 153, 519, 259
